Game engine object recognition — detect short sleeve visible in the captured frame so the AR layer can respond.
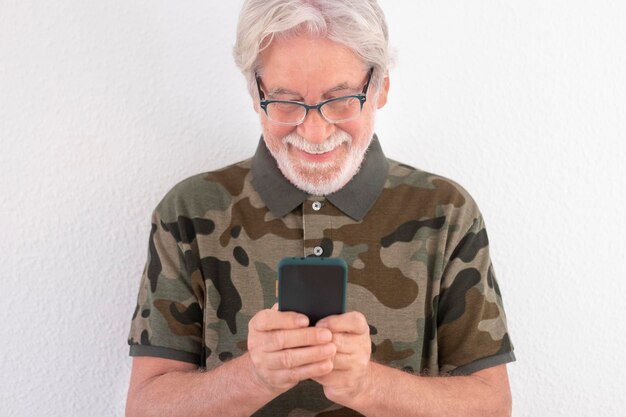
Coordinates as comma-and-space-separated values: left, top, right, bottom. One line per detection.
127, 208, 205, 365
437, 215, 515, 375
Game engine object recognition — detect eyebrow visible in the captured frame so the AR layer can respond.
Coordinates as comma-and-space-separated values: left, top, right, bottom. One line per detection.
267, 87, 300, 98
326, 83, 351, 93
267, 82, 355, 99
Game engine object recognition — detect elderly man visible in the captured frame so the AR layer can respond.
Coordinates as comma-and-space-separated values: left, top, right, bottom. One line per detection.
126, 1, 515, 416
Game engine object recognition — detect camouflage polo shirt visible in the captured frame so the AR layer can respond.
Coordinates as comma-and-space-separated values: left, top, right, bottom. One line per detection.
128, 135, 515, 416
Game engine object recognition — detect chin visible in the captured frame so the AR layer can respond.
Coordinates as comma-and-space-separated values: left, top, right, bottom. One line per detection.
289, 165, 354, 196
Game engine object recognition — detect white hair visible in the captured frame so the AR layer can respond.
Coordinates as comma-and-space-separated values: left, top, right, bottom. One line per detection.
233, 0, 392, 99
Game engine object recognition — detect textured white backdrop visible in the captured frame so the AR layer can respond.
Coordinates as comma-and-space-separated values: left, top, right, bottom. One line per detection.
1, 1, 625, 416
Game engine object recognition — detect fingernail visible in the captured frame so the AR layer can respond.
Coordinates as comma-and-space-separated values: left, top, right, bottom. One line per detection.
297, 316, 309, 327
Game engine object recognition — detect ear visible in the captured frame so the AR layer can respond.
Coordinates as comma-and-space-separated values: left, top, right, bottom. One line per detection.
376, 72, 390, 109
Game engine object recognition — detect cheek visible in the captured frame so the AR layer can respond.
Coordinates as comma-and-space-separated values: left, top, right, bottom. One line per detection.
341, 119, 371, 146
261, 121, 295, 150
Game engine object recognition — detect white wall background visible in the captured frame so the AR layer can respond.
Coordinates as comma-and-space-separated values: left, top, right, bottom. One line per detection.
1, 0, 625, 415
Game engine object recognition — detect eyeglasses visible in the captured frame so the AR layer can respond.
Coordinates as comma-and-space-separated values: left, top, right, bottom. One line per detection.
255, 68, 373, 126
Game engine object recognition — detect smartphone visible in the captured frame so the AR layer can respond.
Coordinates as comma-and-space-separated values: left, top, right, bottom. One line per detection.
278, 257, 348, 326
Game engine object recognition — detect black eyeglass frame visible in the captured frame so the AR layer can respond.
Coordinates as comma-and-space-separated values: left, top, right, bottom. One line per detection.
255, 68, 374, 125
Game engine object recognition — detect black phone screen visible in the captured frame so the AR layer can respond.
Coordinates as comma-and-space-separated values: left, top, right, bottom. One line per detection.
279, 264, 346, 325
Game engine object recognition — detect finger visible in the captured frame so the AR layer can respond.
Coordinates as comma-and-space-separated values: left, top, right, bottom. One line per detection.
273, 358, 334, 385
328, 352, 355, 371
316, 311, 369, 334
331, 332, 348, 354
265, 343, 337, 370
263, 327, 333, 352
251, 308, 309, 332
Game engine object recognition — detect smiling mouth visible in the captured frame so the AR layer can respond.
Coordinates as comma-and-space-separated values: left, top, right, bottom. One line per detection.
296, 146, 335, 154
290, 142, 344, 154
290, 145, 342, 162
304, 148, 334, 155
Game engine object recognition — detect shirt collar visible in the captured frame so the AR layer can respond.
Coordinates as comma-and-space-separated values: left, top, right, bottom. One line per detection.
251, 134, 388, 221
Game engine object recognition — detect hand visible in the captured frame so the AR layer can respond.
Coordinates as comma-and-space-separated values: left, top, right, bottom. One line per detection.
313, 311, 372, 405
247, 304, 337, 395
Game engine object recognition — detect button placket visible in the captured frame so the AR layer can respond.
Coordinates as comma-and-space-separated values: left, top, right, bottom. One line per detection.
303, 197, 331, 257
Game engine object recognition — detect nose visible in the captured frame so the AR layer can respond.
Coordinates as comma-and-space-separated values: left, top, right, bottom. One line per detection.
296, 108, 335, 145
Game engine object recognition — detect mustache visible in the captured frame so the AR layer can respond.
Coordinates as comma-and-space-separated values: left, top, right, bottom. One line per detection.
282, 131, 352, 154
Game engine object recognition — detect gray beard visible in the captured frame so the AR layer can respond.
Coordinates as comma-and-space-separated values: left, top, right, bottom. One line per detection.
271, 130, 372, 196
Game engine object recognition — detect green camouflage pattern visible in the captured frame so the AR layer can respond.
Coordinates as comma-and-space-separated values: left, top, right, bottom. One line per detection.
128, 158, 514, 416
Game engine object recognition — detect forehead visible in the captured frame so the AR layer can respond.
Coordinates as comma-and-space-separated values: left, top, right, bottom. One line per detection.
259, 35, 366, 93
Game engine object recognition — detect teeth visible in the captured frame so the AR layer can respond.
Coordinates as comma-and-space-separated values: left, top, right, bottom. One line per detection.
299, 143, 340, 154
307, 148, 332, 154
282, 131, 351, 155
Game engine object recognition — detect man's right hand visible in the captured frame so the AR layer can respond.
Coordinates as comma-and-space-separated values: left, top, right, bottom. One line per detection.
247, 305, 337, 394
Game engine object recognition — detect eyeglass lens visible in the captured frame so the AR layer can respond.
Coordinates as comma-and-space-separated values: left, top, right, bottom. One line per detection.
266, 97, 362, 124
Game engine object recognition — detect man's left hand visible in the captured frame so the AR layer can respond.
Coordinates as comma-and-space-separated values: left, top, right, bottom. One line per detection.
312, 311, 372, 405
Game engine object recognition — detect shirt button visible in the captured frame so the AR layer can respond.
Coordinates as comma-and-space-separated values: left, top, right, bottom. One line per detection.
313, 246, 323, 256
312, 201, 322, 211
